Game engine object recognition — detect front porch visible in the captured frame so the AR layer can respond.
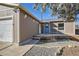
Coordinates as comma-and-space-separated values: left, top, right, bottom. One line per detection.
33, 34, 70, 41
37, 20, 76, 41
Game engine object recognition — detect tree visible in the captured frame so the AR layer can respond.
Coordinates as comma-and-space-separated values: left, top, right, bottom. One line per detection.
33, 3, 79, 21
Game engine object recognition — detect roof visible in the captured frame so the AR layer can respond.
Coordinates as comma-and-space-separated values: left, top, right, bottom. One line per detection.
0, 3, 41, 23
40, 18, 75, 24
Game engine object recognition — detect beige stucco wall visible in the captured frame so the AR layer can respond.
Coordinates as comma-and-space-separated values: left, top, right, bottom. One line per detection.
64, 21, 75, 35
19, 10, 39, 42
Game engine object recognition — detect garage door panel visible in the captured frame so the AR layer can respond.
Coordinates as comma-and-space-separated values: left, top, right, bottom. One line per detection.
0, 18, 13, 42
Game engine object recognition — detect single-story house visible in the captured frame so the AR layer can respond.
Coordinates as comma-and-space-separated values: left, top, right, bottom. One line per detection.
0, 3, 40, 45
0, 3, 77, 45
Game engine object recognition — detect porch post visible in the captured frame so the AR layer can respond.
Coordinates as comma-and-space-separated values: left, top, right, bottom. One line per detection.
49, 23, 51, 34
39, 24, 41, 34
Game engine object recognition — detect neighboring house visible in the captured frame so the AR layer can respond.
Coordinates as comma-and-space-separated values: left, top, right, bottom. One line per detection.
0, 3, 76, 45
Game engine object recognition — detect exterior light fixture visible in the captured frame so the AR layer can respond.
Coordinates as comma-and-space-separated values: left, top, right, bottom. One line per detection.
24, 14, 27, 18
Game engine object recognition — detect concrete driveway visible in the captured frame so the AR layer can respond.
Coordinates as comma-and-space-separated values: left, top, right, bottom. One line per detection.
0, 41, 12, 51
0, 39, 39, 56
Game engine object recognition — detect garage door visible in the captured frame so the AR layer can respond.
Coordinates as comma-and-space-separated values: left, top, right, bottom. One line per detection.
0, 17, 13, 42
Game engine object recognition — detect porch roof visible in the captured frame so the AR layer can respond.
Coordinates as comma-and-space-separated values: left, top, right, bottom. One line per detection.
40, 18, 65, 24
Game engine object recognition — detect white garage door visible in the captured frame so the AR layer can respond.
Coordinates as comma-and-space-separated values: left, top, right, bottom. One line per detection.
0, 17, 13, 42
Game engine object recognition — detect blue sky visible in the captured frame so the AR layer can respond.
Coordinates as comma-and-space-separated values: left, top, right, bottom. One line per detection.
21, 3, 79, 25
21, 3, 58, 21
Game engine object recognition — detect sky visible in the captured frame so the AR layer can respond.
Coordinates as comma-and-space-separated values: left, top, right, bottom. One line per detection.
21, 3, 79, 25
21, 3, 58, 21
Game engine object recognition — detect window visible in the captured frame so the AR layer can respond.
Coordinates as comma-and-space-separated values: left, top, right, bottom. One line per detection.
58, 23, 64, 30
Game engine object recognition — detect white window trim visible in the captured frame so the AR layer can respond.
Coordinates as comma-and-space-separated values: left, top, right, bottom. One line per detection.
58, 23, 64, 30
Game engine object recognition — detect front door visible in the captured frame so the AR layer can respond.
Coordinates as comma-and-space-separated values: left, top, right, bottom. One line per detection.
44, 23, 49, 34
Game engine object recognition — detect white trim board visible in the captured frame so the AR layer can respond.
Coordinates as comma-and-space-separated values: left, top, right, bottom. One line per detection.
0, 15, 13, 19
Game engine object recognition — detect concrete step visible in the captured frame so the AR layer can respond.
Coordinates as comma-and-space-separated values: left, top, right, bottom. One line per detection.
32, 36, 41, 40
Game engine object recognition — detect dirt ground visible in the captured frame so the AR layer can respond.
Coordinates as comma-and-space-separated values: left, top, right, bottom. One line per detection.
62, 46, 79, 56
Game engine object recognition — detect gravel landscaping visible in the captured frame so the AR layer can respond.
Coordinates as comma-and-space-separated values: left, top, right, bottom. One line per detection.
24, 39, 79, 56
24, 46, 59, 56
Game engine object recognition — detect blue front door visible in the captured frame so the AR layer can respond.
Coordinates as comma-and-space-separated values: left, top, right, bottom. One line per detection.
44, 24, 49, 34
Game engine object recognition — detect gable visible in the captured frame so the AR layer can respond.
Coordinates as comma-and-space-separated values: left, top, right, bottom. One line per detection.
0, 4, 14, 11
